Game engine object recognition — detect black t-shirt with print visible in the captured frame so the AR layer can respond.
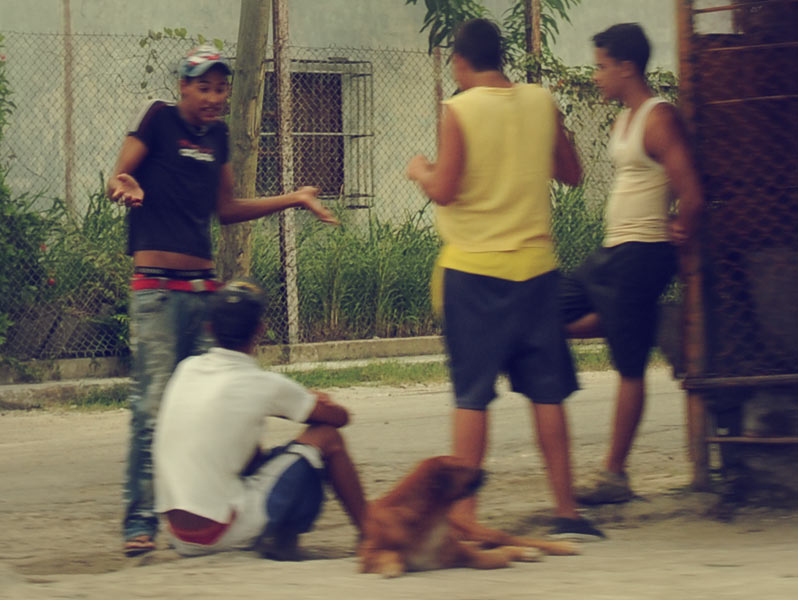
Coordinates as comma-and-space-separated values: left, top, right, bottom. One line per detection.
126, 100, 229, 260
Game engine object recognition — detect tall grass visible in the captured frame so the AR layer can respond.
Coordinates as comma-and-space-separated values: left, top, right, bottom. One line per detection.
252, 207, 442, 343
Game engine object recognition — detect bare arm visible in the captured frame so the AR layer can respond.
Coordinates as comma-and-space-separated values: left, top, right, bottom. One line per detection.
406, 105, 464, 206
644, 104, 704, 246
107, 136, 148, 207
215, 163, 339, 225
553, 111, 582, 187
304, 391, 350, 428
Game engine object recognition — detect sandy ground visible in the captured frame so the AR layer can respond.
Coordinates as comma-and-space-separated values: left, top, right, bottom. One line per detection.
1, 367, 797, 599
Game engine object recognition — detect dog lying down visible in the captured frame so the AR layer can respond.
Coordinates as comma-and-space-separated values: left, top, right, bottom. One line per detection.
358, 455, 579, 577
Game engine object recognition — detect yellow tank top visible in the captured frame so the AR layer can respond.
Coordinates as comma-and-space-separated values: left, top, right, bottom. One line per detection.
431, 84, 559, 315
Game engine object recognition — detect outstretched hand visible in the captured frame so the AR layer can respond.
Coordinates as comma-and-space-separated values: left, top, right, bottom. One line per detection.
109, 173, 144, 208
296, 186, 340, 225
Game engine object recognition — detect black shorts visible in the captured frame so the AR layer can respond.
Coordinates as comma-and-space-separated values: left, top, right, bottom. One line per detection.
443, 268, 578, 410
559, 242, 677, 378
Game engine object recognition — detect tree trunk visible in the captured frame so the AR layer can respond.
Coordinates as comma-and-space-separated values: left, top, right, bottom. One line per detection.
524, 0, 542, 83
217, 0, 272, 281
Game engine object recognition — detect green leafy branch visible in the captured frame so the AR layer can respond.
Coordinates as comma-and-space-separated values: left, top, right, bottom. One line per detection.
405, 0, 582, 55
137, 27, 226, 99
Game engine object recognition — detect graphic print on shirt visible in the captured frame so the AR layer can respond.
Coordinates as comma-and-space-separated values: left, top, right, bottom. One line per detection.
178, 139, 217, 163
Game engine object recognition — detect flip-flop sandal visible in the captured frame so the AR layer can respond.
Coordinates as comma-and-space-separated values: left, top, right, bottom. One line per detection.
124, 534, 156, 557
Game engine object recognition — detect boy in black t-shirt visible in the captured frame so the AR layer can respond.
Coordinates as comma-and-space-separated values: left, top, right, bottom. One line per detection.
107, 44, 339, 557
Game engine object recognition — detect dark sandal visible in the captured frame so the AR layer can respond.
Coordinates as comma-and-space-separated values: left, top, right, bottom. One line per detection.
124, 534, 156, 557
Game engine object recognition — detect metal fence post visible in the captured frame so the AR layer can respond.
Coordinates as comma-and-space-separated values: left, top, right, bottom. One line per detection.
273, 0, 300, 344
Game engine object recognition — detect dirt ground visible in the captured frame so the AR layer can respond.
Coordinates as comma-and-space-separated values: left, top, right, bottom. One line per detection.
1, 367, 797, 599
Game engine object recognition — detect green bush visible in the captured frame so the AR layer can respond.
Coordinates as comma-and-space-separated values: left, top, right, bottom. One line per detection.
43, 176, 132, 355
0, 35, 53, 350
0, 192, 57, 349
1, 174, 131, 361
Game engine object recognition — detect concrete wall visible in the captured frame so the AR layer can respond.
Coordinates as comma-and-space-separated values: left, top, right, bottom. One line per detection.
0, 0, 430, 49
2, 1, 678, 67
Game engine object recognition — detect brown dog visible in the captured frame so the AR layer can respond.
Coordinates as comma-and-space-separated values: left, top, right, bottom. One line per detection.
358, 455, 579, 577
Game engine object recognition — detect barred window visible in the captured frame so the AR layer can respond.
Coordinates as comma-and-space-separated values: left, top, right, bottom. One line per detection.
258, 58, 374, 208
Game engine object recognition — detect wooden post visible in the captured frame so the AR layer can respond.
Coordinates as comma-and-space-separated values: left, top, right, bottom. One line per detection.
433, 46, 443, 138
217, 0, 272, 281
273, 0, 300, 345
524, 0, 542, 83
61, 0, 75, 216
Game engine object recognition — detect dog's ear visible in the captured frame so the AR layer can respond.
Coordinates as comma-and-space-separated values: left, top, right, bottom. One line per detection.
431, 469, 453, 497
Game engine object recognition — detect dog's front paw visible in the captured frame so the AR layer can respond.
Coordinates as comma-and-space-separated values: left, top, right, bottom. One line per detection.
513, 546, 544, 562
378, 562, 405, 578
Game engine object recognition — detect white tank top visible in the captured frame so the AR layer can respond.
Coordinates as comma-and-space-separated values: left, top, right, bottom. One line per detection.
603, 97, 674, 247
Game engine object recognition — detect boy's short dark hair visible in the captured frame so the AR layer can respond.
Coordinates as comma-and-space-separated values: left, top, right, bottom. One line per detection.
209, 278, 267, 350
453, 18, 504, 72
592, 23, 651, 76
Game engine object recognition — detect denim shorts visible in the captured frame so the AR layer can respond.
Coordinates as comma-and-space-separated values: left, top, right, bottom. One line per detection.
168, 443, 325, 556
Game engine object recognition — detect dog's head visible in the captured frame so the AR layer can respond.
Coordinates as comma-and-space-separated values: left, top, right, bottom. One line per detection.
414, 456, 484, 505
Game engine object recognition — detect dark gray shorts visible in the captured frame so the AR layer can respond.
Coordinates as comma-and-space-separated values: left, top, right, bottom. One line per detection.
443, 268, 578, 410
559, 242, 677, 378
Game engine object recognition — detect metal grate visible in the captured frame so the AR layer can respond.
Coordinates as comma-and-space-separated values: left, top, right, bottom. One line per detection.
688, 0, 798, 377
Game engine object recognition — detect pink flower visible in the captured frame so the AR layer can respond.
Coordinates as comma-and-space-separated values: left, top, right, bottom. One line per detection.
0, 55, 6, 62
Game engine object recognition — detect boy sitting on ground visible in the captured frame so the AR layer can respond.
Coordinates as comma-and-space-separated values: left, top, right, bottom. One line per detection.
153, 279, 366, 559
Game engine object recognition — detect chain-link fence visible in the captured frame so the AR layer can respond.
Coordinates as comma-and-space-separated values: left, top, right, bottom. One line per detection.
1, 31, 618, 361
686, 0, 798, 377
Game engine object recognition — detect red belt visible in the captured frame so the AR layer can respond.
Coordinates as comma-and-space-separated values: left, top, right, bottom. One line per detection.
131, 274, 220, 292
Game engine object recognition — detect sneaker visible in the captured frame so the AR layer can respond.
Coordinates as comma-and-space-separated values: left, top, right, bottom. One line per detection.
256, 531, 303, 561
547, 517, 606, 542
575, 470, 634, 505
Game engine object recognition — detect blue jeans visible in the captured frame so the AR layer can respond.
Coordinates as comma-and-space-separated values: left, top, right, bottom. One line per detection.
123, 288, 214, 541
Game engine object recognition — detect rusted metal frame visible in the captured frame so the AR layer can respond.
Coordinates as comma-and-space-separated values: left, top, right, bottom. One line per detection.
706, 436, 798, 444
677, 0, 714, 490
680, 0, 798, 485
703, 95, 798, 105
700, 40, 798, 52
692, 0, 798, 14
684, 374, 798, 389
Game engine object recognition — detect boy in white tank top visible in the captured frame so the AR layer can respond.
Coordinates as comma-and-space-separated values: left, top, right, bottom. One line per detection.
559, 23, 703, 504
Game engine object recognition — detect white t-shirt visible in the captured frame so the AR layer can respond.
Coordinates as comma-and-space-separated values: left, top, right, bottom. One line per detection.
154, 347, 316, 523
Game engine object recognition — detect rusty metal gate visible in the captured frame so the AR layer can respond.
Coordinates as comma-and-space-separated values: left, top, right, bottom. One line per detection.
677, 0, 798, 488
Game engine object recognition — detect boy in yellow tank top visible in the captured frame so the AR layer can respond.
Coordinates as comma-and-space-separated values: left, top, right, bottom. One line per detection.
408, 18, 603, 541
560, 23, 703, 505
